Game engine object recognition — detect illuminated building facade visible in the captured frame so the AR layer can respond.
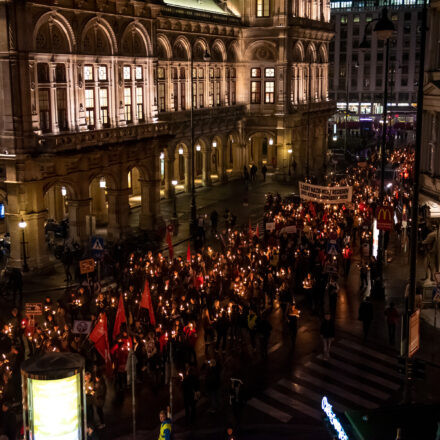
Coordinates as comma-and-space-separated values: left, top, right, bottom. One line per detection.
329, 0, 423, 132
0, 0, 333, 269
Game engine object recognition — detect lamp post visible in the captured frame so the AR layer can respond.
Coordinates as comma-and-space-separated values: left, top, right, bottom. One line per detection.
18, 219, 29, 272
172, 180, 178, 220
306, 61, 312, 179
190, 47, 211, 237
405, 0, 428, 403
360, 6, 394, 281
288, 148, 293, 176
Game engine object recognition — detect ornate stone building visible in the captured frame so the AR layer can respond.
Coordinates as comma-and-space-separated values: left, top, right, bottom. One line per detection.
0, 0, 334, 269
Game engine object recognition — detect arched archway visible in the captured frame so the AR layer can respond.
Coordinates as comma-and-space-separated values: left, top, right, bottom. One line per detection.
128, 167, 142, 207
247, 131, 277, 170
43, 183, 71, 222
173, 142, 191, 193
88, 174, 116, 228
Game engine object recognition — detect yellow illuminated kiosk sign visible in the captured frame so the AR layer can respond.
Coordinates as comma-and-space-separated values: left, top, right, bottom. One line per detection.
29, 374, 81, 440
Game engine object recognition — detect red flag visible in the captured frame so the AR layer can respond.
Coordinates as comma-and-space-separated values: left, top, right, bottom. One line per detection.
89, 313, 112, 375
166, 230, 174, 260
186, 241, 191, 263
249, 219, 253, 238
255, 223, 260, 238
140, 279, 156, 326
112, 293, 127, 340
309, 202, 316, 218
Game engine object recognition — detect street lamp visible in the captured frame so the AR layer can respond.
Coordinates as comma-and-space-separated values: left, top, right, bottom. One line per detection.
287, 148, 293, 176
190, 47, 211, 236
172, 180, 178, 220
360, 6, 395, 281
18, 219, 29, 272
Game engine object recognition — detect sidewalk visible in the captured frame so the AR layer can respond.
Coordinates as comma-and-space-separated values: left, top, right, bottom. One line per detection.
15, 176, 294, 303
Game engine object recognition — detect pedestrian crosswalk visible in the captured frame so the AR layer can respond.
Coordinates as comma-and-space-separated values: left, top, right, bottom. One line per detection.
246, 338, 403, 423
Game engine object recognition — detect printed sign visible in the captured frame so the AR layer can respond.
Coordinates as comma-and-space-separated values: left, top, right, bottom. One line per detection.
299, 182, 352, 204
25, 303, 43, 316
72, 320, 92, 335
376, 206, 394, 231
79, 258, 95, 275
265, 222, 275, 231
280, 225, 297, 234
409, 309, 420, 358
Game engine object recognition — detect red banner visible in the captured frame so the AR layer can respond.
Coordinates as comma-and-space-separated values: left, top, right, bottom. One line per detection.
140, 279, 156, 326
112, 293, 127, 340
89, 313, 112, 375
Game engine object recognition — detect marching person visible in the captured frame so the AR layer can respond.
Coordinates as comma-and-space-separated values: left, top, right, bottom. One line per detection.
158, 408, 172, 440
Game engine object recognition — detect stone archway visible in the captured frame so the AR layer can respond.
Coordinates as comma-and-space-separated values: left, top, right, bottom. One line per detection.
247, 131, 277, 170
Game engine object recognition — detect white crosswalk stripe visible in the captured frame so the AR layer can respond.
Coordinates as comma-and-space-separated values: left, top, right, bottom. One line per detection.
248, 398, 292, 423
293, 370, 377, 408
339, 339, 397, 365
331, 346, 401, 378
245, 339, 402, 424
265, 388, 322, 421
305, 361, 390, 400
278, 378, 348, 412
316, 355, 400, 390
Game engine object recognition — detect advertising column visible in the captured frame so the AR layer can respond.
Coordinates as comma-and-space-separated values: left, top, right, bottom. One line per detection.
21, 353, 86, 440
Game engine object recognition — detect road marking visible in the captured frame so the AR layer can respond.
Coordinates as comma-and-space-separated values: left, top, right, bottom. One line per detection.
339, 339, 397, 365
248, 398, 292, 423
317, 355, 400, 390
268, 342, 282, 354
265, 388, 321, 421
305, 362, 390, 400
294, 370, 377, 409
278, 378, 348, 412
331, 347, 401, 378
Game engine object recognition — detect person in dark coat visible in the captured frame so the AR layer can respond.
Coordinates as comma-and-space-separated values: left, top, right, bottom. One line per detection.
261, 165, 268, 182
93, 372, 107, 429
286, 304, 300, 349
182, 365, 199, 426
0, 401, 17, 440
205, 358, 221, 413
358, 296, 374, 341
320, 314, 335, 360
257, 311, 272, 360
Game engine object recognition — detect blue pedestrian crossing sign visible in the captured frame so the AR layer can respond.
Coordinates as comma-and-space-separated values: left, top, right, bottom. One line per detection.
327, 240, 339, 256
91, 236, 104, 255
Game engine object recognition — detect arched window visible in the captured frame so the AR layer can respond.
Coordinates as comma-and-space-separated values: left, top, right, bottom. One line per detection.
256, 0, 270, 17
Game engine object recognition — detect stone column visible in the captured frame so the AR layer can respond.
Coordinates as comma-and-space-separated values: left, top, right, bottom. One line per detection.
107, 188, 130, 240
8, 212, 51, 271
49, 63, 59, 134
202, 146, 212, 186
218, 145, 228, 183
139, 179, 161, 230
68, 199, 91, 244
184, 152, 191, 193
164, 156, 175, 199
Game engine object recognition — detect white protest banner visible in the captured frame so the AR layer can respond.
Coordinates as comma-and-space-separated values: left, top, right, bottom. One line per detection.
72, 320, 92, 335
266, 222, 275, 231
280, 225, 297, 234
299, 182, 352, 204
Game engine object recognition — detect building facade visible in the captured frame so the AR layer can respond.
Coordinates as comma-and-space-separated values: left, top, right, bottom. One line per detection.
421, 0, 440, 199
329, 0, 423, 132
0, 0, 334, 270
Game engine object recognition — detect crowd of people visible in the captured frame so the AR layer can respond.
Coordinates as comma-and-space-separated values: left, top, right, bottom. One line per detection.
0, 147, 417, 439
